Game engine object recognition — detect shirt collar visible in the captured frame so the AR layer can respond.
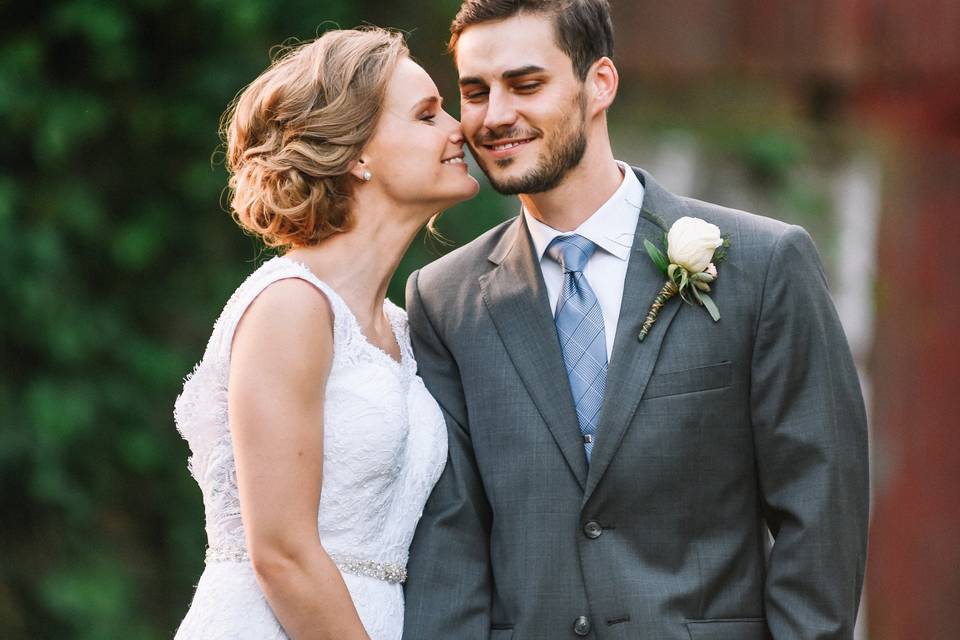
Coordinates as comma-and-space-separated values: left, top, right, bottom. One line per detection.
524, 161, 645, 262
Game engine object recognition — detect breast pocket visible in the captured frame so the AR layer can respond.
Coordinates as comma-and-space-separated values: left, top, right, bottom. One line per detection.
685, 618, 769, 640
643, 361, 733, 400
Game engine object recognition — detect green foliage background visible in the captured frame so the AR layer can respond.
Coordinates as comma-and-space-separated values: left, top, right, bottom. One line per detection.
1, 1, 846, 638
0, 1, 510, 637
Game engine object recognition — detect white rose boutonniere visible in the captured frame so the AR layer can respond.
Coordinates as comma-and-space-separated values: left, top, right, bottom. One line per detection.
639, 215, 730, 342
667, 217, 723, 274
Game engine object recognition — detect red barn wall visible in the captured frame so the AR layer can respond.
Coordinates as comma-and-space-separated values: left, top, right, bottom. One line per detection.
611, 2, 960, 637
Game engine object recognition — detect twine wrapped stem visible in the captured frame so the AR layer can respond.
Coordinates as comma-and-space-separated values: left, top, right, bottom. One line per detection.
638, 280, 679, 342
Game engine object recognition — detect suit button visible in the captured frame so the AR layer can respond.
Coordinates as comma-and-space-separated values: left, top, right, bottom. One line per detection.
573, 615, 591, 636
583, 521, 602, 539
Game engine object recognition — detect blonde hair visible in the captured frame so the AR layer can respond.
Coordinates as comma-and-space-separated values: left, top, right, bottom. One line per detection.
222, 28, 407, 248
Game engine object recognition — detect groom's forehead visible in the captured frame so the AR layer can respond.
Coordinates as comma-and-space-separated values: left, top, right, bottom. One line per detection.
454, 15, 568, 78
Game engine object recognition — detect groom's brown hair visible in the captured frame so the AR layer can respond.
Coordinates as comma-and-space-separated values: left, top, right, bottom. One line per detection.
448, 0, 614, 81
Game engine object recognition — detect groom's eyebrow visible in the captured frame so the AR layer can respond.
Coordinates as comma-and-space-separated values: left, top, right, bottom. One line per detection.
502, 65, 546, 80
458, 65, 546, 87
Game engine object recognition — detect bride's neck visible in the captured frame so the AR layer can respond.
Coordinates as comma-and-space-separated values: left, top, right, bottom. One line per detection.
285, 205, 424, 325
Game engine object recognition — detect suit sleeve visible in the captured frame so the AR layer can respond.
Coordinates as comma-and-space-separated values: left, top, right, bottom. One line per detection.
750, 225, 870, 639
402, 269, 494, 639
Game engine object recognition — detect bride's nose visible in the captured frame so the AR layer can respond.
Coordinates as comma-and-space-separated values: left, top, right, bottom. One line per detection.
439, 110, 465, 145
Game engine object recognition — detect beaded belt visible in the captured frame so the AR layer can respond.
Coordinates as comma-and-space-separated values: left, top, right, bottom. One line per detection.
204, 546, 407, 584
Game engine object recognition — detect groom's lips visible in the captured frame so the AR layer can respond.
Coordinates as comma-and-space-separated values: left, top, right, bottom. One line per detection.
481, 137, 536, 159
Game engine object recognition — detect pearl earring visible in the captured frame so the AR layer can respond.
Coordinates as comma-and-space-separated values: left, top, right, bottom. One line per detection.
362, 170, 372, 182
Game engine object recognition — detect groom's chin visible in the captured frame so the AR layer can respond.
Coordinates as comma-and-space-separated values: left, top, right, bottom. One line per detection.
485, 166, 566, 196
486, 174, 527, 196
477, 161, 536, 195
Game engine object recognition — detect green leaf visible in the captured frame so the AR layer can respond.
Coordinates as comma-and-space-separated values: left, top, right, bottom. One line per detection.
641, 209, 669, 233
699, 292, 721, 321
713, 236, 731, 263
643, 239, 668, 274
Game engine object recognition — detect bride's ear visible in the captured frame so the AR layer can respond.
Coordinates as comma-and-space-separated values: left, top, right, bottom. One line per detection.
350, 158, 373, 183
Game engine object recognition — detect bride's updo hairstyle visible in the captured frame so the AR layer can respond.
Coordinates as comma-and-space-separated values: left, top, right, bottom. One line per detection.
223, 28, 407, 248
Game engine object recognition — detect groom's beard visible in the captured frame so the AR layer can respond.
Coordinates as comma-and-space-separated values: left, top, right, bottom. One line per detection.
470, 90, 588, 195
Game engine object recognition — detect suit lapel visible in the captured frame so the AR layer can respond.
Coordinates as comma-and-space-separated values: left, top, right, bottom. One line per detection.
583, 169, 686, 501
479, 216, 589, 489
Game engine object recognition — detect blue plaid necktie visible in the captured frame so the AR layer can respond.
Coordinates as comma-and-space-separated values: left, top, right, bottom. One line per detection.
546, 235, 607, 463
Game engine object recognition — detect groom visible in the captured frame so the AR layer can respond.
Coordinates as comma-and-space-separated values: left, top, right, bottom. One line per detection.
404, 1, 869, 639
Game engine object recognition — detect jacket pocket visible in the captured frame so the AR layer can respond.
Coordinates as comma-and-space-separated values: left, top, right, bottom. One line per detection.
685, 618, 769, 640
644, 361, 732, 400
489, 626, 514, 640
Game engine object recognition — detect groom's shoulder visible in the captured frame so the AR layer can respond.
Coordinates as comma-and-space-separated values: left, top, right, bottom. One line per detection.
638, 168, 806, 265
416, 216, 518, 288
673, 193, 805, 262
680, 192, 789, 233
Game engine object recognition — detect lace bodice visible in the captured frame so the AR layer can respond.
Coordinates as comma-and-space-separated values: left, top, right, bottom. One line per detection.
173, 256, 447, 639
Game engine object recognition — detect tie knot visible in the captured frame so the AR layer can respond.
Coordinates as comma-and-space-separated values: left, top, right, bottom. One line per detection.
546, 234, 596, 273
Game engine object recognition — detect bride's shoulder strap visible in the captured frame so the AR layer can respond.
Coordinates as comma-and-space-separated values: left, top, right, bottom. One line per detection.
207, 256, 347, 367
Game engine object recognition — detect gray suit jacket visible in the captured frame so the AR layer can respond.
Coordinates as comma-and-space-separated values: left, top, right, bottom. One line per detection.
402, 168, 869, 640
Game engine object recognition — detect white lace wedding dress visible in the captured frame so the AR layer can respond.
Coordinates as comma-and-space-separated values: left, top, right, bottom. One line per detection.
173, 256, 448, 639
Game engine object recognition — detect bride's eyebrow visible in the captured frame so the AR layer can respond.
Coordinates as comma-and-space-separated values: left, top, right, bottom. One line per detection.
409, 96, 441, 113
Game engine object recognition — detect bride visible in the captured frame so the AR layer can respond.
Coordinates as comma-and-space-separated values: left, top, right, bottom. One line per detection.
173, 28, 478, 639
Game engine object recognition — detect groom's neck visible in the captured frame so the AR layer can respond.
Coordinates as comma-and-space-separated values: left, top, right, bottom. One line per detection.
519, 137, 622, 232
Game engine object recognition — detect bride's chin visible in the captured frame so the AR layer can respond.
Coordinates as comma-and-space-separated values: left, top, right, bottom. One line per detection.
448, 187, 480, 209
463, 175, 480, 198
459, 174, 480, 199
428, 180, 481, 211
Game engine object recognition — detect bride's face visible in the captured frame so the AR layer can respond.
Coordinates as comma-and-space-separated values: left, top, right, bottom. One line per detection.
359, 57, 479, 212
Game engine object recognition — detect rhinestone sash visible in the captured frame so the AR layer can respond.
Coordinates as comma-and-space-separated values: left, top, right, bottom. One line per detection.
204, 546, 407, 584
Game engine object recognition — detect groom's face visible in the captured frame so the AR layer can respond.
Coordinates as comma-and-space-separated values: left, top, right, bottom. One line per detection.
455, 14, 588, 195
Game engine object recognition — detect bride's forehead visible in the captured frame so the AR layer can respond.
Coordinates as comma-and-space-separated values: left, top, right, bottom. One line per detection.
386, 58, 438, 99
390, 57, 432, 85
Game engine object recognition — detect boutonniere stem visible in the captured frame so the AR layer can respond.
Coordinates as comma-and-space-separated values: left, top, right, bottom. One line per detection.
638, 216, 730, 342
640, 280, 680, 339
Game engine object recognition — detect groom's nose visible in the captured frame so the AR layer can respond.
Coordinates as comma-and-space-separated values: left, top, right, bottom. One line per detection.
482, 87, 518, 131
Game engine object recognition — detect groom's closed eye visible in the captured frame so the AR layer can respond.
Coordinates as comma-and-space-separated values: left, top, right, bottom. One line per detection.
460, 81, 543, 103
505, 68, 548, 94
458, 77, 487, 102
462, 89, 489, 102
459, 65, 548, 100
512, 82, 542, 94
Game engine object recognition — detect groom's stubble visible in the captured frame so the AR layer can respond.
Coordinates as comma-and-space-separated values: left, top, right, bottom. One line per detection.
468, 88, 589, 196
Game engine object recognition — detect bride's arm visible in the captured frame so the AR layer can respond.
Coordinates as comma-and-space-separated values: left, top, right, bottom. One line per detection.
229, 278, 370, 640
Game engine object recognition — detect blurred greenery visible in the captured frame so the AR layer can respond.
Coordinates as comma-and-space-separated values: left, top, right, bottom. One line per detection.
1, 1, 845, 638
0, 1, 507, 637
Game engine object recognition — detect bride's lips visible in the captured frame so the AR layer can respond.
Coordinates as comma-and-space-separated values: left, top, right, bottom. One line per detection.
440, 152, 468, 170
481, 137, 536, 159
